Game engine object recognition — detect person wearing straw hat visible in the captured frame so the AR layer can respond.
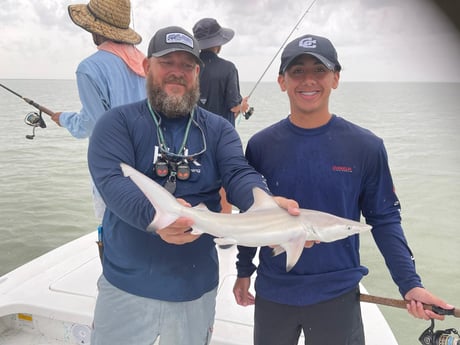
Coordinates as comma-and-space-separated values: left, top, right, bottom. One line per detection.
51, 0, 145, 139
52, 0, 145, 219
51, 0, 146, 225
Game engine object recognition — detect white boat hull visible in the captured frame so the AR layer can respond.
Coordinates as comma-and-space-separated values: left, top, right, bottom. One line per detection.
0, 232, 398, 344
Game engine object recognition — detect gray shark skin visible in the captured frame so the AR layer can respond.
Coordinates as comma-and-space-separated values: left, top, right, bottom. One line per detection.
120, 163, 372, 271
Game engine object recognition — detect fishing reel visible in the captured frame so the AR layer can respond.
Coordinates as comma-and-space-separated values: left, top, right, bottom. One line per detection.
243, 106, 254, 120
419, 319, 459, 345
24, 110, 46, 140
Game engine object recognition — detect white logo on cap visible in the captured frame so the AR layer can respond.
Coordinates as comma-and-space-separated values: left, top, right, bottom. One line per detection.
166, 33, 194, 48
299, 37, 316, 49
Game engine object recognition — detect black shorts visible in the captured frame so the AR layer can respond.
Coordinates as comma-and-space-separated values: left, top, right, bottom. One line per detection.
254, 287, 365, 345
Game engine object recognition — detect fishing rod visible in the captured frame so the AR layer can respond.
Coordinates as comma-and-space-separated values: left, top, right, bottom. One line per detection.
0, 83, 56, 139
242, 0, 318, 121
360, 293, 460, 344
0, 83, 55, 116
360, 293, 460, 318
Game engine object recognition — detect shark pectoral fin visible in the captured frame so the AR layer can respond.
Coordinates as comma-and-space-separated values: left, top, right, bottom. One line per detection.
271, 245, 286, 257
146, 210, 178, 233
214, 237, 238, 246
147, 223, 157, 232
190, 227, 204, 235
247, 188, 280, 212
281, 235, 306, 272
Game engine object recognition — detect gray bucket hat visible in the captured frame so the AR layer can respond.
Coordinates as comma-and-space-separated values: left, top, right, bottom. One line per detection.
192, 18, 234, 50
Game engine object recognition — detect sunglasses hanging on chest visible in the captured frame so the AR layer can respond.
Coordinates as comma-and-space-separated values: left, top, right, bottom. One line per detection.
148, 101, 206, 194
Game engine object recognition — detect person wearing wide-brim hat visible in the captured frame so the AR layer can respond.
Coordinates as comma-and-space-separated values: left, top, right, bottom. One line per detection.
193, 17, 249, 214
51, 0, 147, 241
67, 0, 141, 45
52, 0, 146, 138
192, 18, 249, 127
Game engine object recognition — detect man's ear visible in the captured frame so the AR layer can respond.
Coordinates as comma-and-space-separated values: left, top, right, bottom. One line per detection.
143, 58, 150, 74
278, 74, 287, 92
332, 71, 340, 90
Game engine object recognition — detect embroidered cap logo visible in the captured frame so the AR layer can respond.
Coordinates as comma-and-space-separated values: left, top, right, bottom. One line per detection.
166, 33, 194, 49
299, 37, 317, 49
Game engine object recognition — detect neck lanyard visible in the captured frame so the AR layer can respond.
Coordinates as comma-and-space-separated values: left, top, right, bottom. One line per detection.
147, 100, 193, 157
147, 100, 200, 194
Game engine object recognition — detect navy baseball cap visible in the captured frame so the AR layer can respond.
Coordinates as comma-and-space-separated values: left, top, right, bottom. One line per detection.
147, 26, 203, 67
279, 34, 341, 74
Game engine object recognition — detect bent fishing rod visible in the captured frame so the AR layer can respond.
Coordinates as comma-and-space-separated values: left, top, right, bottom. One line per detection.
241, 0, 318, 121
0, 82, 56, 139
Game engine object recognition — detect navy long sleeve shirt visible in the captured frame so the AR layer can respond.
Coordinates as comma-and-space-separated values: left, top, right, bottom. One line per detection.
237, 115, 422, 306
88, 100, 268, 301
198, 50, 242, 126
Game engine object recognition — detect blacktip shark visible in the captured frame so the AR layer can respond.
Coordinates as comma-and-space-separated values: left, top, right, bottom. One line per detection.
120, 163, 372, 271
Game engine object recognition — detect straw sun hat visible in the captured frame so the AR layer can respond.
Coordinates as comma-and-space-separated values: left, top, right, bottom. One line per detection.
68, 0, 141, 45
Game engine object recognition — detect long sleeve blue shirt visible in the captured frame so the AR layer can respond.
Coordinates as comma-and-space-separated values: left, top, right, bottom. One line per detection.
87, 101, 268, 301
60, 50, 145, 138
237, 115, 422, 306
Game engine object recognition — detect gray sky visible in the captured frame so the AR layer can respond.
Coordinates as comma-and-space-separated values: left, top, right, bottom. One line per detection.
1, 0, 459, 82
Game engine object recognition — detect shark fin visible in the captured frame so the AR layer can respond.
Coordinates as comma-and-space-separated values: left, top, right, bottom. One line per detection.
190, 228, 204, 235
214, 237, 238, 246
271, 245, 286, 257
280, 235, 306, 272
146, 210, 179, 232
247, 187, 280, 212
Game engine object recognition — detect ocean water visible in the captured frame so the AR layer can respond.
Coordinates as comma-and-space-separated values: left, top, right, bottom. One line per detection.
0, 79, 459, 344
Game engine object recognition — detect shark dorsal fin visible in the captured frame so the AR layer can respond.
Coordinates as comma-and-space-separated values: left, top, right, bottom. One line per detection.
247, 187, 279, 212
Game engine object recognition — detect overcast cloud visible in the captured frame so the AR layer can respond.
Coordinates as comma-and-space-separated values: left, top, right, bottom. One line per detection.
1, 0, 459, 82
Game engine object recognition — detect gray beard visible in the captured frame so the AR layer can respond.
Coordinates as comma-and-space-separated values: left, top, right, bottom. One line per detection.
147, 78, 200, 118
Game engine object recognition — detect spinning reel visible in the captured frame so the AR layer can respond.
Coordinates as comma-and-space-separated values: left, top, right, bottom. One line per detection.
243, 106, 254, 120
24, 110, 46, 140
419, 319, 459, 345
0, 83, 53, 140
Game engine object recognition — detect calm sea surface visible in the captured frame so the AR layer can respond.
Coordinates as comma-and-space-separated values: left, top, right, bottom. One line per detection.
0, 79, 459, 344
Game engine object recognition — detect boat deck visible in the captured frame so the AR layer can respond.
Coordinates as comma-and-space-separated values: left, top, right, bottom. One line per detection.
0, 232, 398, 344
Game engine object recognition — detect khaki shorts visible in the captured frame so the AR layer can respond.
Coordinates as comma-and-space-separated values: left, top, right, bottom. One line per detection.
91, 275, 217, 345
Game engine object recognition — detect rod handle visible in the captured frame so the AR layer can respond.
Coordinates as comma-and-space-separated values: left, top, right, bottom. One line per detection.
23, 97, 55, 117
360, 294, 460, 318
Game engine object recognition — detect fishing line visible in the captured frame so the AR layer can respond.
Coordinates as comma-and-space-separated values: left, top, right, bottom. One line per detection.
246, 0, 318, 100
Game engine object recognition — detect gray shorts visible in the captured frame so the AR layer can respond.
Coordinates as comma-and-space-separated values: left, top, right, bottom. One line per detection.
91, 275, 217, 345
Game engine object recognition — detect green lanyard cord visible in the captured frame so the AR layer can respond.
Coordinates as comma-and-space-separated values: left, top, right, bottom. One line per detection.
147, 100, 194, 156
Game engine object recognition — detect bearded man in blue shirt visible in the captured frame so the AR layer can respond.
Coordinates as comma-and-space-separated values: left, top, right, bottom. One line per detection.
88, 25, 299, 345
